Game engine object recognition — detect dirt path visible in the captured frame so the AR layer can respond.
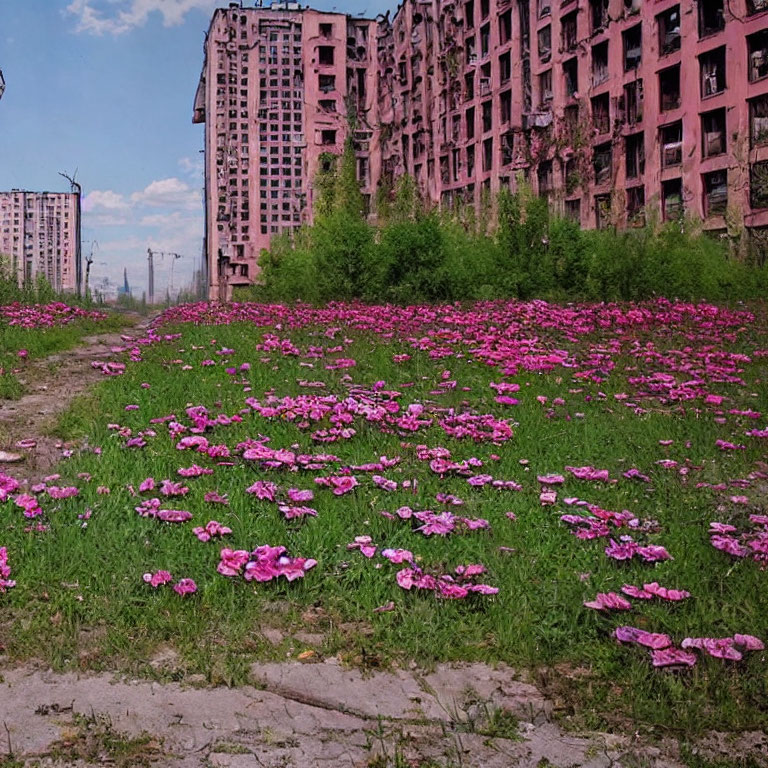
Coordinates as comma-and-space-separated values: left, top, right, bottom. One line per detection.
0, 314, 153, 481
4, 660, 756, 768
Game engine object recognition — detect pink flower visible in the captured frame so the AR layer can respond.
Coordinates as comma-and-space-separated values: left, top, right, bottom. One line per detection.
193, 520, 232, 542
347, 536, 377, 558
651, 648, 697, 667
614, 626, 672, 650
287, 488, 314, 502
139, 477, 156, 493
143, 570, 173, 588
246, 481, 277, 501
537, 474, 565, 485
156, 509, 192, 523
642, 582, 690, 601
381, 548, 413, 564
583, 592, 633, 611
173, 578, 197, 596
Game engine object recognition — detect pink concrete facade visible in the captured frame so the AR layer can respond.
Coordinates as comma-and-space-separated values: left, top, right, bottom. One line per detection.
194, 3, 379, 299
0, 190, 80, 293
197, 0, 768, 298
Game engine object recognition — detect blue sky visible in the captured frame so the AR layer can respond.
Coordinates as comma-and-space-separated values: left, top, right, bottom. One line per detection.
0, 0, 397, 298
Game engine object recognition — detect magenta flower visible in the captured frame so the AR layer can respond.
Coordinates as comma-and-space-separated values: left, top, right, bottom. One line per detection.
651, 648, 697, 668
173, 578, 197, 596
193, 520, 232, 542
0, 547, 16, 592
584, 592, 633, 611
246, 480, 277, 501
347, 535, 377, 558
614, 626, 673, 650
143, 570, 173, 588
156, 509, 192, 523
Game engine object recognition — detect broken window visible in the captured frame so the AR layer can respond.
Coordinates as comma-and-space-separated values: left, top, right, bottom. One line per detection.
564, 57, 578, 98
625, 132, 645, 178
538, 26, 552, 63
565, 158, 580, 194
539, 69, 553, 105
662, 178, 683, 220
465, 72, 475, 100
624, 79, 643, 124
700, 47, 726, 97
703, 170, 727, 217
318, 74, 336, 93
593, 142, 612, 185
466, 106, 476, 139
481, 23, 491, 58
750, 95, 768, 147
701, 108, 726, 157
539, 0, 551, 19
482, 100, 493, 132
538, 160, 554, 196
319, 99, 336, 113
591, 92, 610, 134
592, 41, 609, 87
466, 0, 475, 28
466, 37, 477, 66
481, 0, 490, 18
698, 0, 725, 36
499, 51, 512, 83
320, 129, 337, 145
499, 9, 513, 44
357, 157, 369, 186
467, 144, 476, 176
747, 0, 768, 14
483, 138, 494, 172
501, 131, 514, 165
318, 46, 334, 66
565, 198, 581, 222
748, 31, 768, 81
440, 155, 450, 184
591, 0, 609, 32
480, 62, 492, 95
657, 6, 681, 55
595, 194, 611, 229
623, 24, 642, 71
660, 121, 683, 168
500, 89, 512, 124
627, 186, 646, 226
659, 65, 680, 111
752, 161, 768, 207
562, 11, 578, 52
452, 148, 462, 179
320, 23, 333, 39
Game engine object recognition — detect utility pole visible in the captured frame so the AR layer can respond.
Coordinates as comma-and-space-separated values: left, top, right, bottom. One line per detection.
147, 248, 154, 304
84, 240, 98, 299
0, 69, 6, 102
59, 171, 82, 298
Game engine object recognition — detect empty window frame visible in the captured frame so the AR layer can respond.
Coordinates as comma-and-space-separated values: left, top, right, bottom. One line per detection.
660, 120, 683, 168
662, 178, 683, 220
565, 198, 581, 222
624, 79, 643, 124
564, 57, 578, 98
751, 161, 768, 208
626, 186, 646, 225
538, 25, 552, 63
748, 31, 768, 81
538, 160, 554, 195
625, 132, 645, 178
539, 69, 553, 105
703, 170, 727, 216
318, 46, 334, 66
701, 108, 726, 157
657, 6, 681, 55
591, 0, 609, 32
750, 94, 768, 147
592, 41, 609, 87
595, 193, 611, 229
659, 65, 681, 111
623, 24, 642, 71
700, 46, 726, 97
561, 11, 578, 52
593, 142, 612, 185
698, 0, 725, 36
591, 92, 610, 134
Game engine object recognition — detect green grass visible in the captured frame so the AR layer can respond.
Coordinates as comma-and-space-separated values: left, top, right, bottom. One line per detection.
0, 372, 23, 400
1, 312, 767, 737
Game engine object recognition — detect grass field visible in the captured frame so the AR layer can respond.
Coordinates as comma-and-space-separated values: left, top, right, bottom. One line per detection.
1, 299, 767, 736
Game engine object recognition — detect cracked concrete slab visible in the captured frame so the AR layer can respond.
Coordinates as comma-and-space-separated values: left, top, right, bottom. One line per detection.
0, 664, 705, 768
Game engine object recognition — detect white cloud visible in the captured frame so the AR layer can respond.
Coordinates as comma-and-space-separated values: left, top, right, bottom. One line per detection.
66, 0, 219, 36
131, 177, 201, 211
83, 189, 129, 212
178, 155, 204, 178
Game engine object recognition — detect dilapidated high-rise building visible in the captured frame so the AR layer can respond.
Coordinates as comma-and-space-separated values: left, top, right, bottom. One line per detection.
197, 0, 768, 298
0, 190, 81, 294
194, 2, 380, 299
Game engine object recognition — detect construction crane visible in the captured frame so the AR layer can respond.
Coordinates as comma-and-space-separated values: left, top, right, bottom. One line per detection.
146, 248, 183, 304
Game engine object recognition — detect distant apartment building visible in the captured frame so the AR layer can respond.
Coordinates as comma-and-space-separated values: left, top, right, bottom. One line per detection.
197, 0, 768, 298
193, 1, 379, 299
0, 190, 81, 294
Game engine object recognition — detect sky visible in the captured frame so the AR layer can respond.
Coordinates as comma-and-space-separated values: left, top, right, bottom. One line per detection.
0, 0, 397, 299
